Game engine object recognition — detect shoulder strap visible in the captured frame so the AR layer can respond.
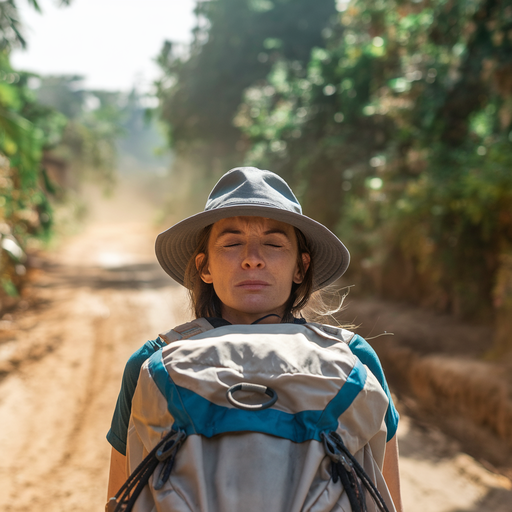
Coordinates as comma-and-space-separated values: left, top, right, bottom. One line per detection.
305, 322, 355, 344
158, 317, 214, 345
159, 318, 354, 346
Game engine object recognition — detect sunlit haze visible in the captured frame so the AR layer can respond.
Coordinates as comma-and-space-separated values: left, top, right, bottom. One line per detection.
11, 0, 196, 92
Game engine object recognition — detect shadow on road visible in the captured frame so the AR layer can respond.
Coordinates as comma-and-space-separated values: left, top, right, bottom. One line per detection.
33, 261, 178, 291
453, 488, 512, 512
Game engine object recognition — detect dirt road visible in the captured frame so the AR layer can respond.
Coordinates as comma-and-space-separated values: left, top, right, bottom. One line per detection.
0, 184, 510, 511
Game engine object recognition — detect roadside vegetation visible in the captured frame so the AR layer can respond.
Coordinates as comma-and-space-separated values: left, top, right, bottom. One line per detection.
0, 0, 126, 310
155, 0, 512, 355
1, 0, 511, 355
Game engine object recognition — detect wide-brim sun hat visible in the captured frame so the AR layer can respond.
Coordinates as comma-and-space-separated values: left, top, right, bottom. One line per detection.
155, 167, 350, 291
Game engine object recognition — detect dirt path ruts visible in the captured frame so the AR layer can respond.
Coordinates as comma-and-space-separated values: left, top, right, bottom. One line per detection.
0, 184, 510, 511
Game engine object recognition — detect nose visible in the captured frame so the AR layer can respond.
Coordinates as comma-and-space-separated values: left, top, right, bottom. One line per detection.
242, 240, 265, 269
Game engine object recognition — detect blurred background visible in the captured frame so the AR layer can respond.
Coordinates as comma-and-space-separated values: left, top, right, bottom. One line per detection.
0, 0, 512, 510
3, 0, 512, 353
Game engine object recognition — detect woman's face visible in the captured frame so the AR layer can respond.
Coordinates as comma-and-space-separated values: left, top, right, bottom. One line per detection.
196, 216, 310, 324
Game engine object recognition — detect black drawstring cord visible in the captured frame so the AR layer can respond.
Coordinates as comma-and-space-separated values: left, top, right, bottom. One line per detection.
106, 428, 186, 512
251, 314, 282, 324
322, 432, 390, 512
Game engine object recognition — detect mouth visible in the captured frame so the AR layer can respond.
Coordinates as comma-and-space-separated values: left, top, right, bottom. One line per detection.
236, 280, 270, 290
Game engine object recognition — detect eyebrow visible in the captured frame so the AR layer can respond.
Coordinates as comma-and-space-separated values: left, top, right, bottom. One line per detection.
263, 229, 291, 237
216, 229, 242, 238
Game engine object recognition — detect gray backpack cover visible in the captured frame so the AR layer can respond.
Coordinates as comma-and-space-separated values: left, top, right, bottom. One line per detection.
125, 322, 396, 512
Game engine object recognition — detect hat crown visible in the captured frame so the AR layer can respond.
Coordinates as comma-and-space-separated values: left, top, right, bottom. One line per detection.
205, 167, 302, 215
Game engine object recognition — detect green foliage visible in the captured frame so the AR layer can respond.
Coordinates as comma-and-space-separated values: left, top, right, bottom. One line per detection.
0, 0, 72, 50
0, 0, 76, 306
156, 0, 337, 174
158, 0, 512, 349
0, 66, 125, 302
0, 52, 58, 237
35, 77, 125, 191
237, 0, 512, 328
0, 51, 59, 303
0, 0, 31, 49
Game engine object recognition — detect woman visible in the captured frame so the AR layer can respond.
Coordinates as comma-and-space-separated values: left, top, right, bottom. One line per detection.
107, 167, 403, 511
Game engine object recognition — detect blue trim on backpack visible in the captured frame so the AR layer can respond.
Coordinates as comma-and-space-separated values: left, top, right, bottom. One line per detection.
147, 350, 367, 443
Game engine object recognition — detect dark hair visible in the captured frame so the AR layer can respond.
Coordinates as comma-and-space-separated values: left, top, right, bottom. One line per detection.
184, 224, 314, 321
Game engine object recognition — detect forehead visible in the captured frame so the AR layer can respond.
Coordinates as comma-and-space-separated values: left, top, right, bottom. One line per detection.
210, 216, 296, 237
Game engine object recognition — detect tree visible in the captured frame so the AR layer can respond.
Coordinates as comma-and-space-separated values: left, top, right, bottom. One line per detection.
239, 0, 512, 353
0, 53, 62, 303
0, 0, 72, 50
0, 0, 129, 308
34, 75, 126, 192
156, 0, 337, 176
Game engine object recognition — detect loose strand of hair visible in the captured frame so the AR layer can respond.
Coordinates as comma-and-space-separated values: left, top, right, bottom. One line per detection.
303, 284, 355, 330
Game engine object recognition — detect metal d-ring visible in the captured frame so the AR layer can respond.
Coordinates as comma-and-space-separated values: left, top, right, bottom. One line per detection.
226, 382, 278, 411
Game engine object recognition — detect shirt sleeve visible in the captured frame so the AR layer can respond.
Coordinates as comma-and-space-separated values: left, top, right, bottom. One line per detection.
348, 334, 400, 442
106, 338, 166, 455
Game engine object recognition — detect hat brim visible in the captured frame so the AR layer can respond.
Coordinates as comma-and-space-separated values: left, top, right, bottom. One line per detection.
155, 204, 350, 291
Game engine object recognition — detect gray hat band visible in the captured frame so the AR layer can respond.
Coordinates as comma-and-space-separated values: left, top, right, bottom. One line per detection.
205, 198, 295, 211
205, 167, 302, 214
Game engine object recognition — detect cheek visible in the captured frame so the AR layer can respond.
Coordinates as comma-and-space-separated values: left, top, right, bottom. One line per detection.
273, 254, 301, 282
207, 251, 236, 282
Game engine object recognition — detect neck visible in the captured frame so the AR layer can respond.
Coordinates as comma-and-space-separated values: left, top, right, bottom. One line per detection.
220, 305, 284, 325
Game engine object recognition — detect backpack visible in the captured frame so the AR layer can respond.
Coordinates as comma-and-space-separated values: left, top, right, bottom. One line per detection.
108, 320, 396, 512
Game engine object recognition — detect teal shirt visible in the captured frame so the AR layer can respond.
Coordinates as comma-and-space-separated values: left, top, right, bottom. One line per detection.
107, 324, 399, 456
107, 337, 167, 455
